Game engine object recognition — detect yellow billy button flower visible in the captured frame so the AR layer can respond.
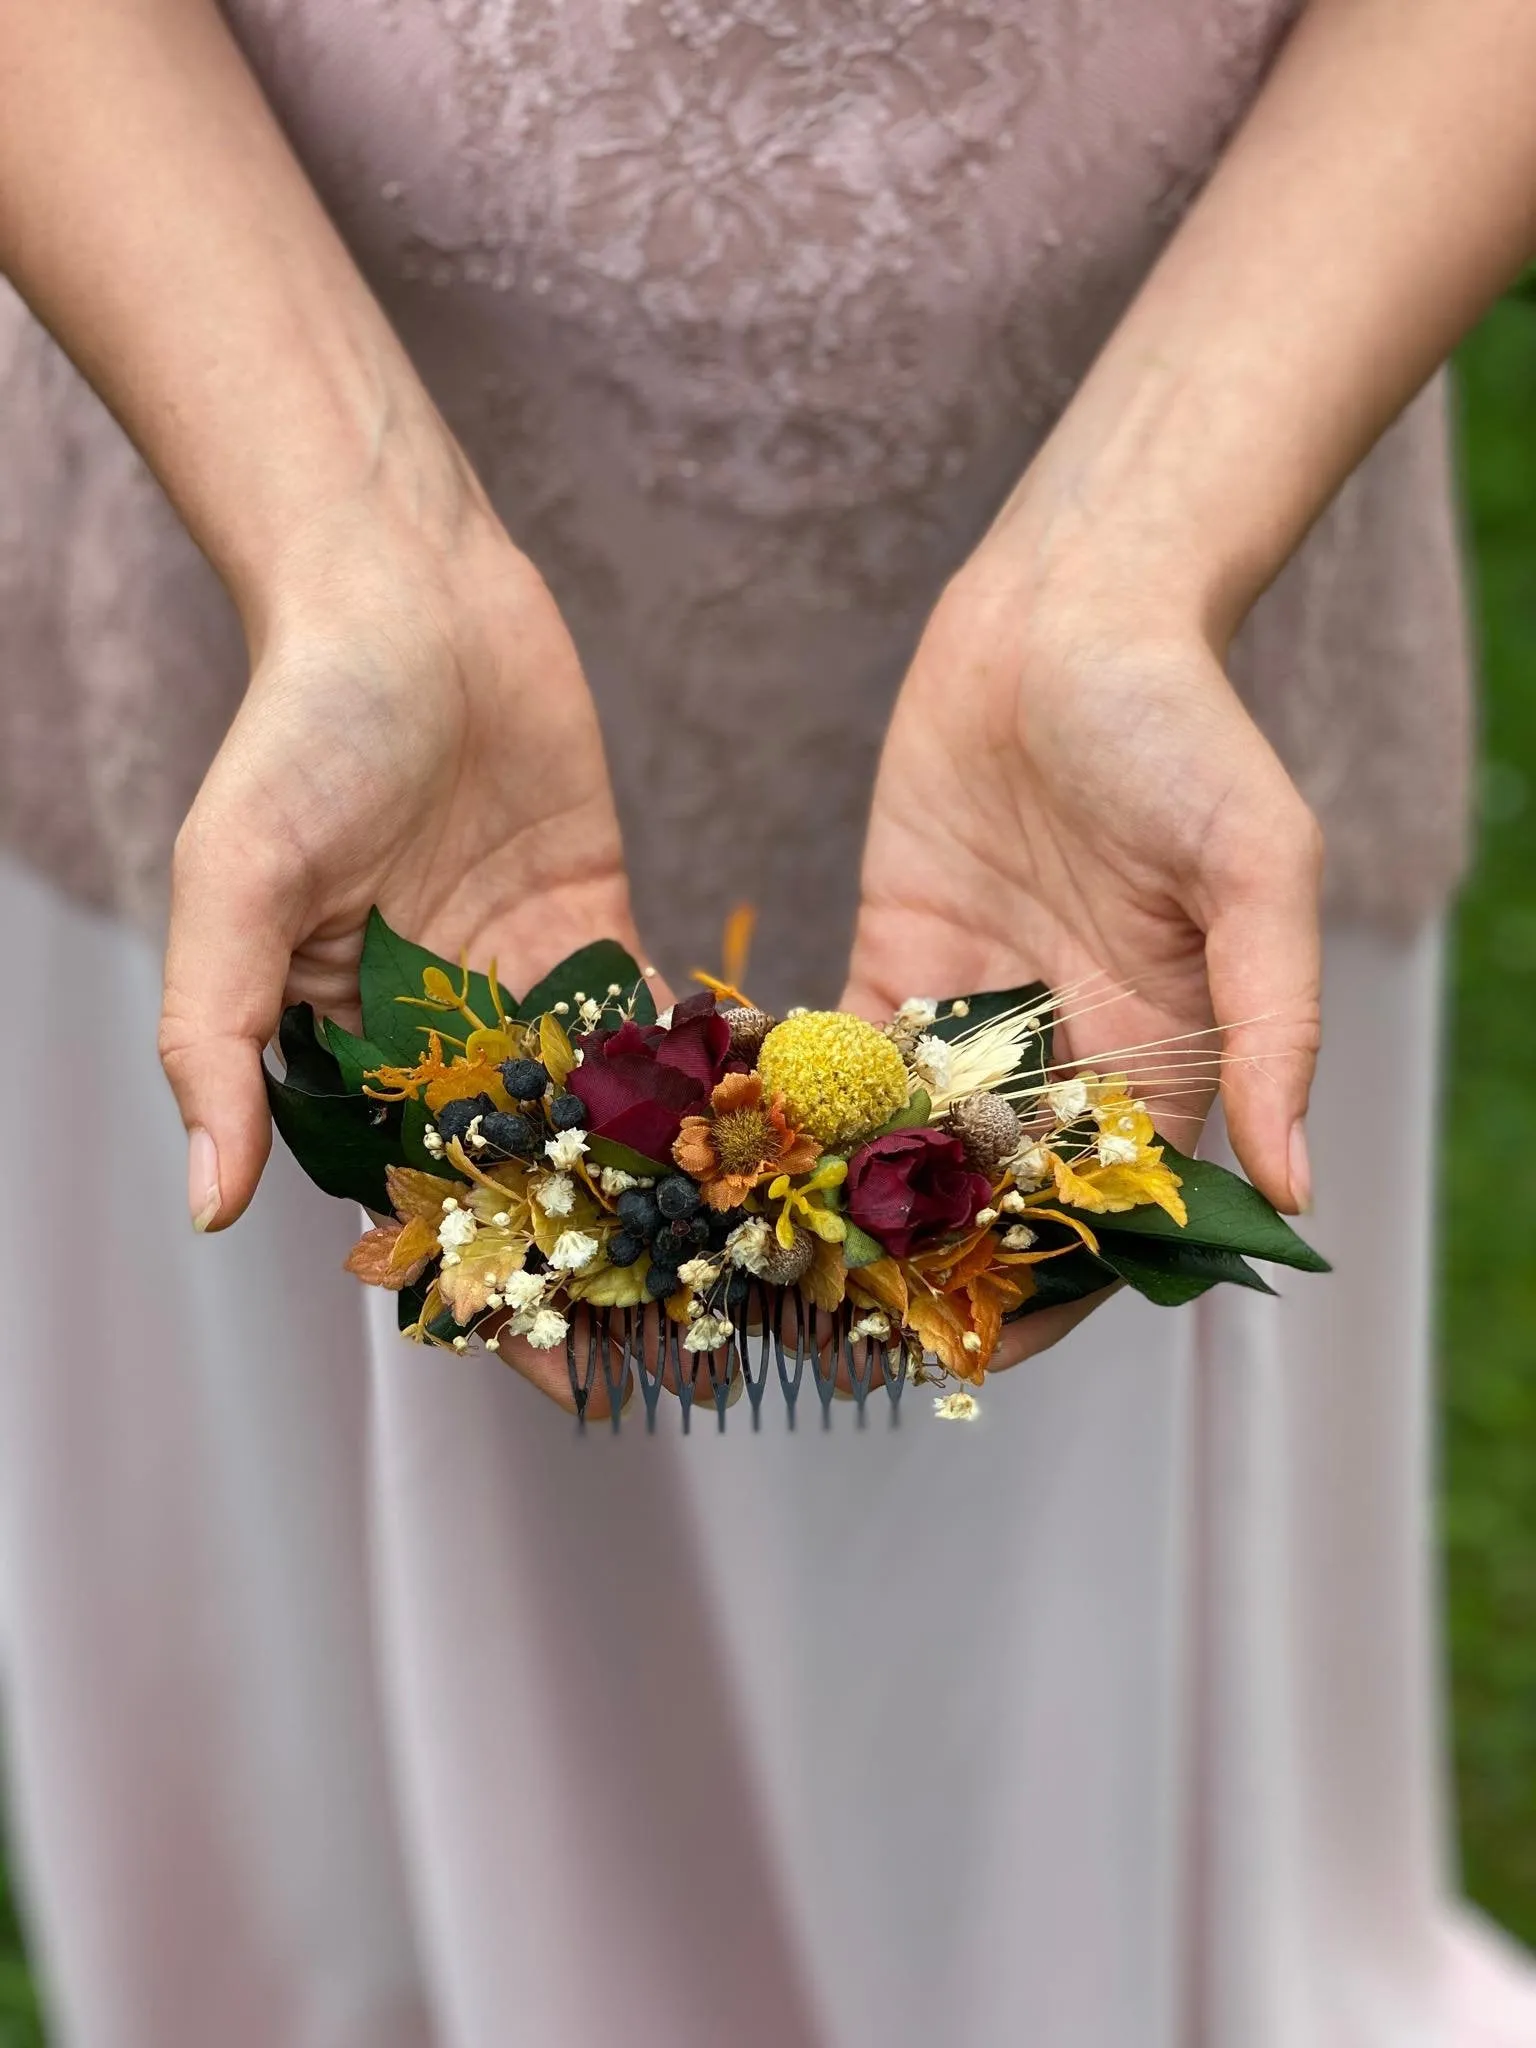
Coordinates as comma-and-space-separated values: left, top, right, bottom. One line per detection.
767, 1157, 849, 1251
755, 1011, 909, 1149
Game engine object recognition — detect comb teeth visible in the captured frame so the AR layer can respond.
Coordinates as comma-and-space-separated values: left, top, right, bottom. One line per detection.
566, 1284, 909, 1433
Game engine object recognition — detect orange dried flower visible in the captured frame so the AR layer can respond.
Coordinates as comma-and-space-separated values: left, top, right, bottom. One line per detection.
671, 1071, 820, 1211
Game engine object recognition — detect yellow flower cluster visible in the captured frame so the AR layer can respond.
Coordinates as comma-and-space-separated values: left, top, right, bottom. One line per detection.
755, 1011, 910, 1149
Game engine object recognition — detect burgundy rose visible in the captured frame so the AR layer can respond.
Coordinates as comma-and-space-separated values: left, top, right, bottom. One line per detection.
845, 1127, 993, 1260
568, 991, 733, 1162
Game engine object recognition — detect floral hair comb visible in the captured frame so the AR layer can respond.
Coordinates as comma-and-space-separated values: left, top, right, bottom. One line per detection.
266, 911, 1327, 1430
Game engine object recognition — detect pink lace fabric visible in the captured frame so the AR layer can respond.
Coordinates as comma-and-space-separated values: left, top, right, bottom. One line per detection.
0, 0, 1470, 1009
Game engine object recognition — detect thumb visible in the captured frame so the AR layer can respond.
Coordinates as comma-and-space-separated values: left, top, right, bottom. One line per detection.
160, 820, 303, 1231
1200, 793, 1324, 1216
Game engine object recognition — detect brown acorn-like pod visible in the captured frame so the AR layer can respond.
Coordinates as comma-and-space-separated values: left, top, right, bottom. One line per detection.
726, 1005, 777, 1062
746, 1221, 817, 1286
945, 1091, 1023, 1172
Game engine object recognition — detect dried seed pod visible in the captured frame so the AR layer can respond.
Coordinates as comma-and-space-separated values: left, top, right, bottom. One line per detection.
726, 1005, 777, 1062
732, 1218, 816, 1285
945, 1091, 1022, 1173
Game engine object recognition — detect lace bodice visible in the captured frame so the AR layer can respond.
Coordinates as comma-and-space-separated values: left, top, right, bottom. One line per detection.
0, 1, 1469, 1007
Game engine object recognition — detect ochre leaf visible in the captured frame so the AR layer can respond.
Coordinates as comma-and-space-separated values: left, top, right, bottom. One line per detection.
802, 1235, 848, 1314
566, 1258, 649, 1308
386, 1163, 464, 1222
848, 1255, 909, 1322
966, 1268, 1025, 1370
539, 1011, 576, 1086
904, 1288, 974, 1379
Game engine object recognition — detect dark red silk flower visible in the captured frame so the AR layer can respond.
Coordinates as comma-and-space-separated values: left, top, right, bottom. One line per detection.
568, 991, 733, 1162
845, 1127, 993, 1260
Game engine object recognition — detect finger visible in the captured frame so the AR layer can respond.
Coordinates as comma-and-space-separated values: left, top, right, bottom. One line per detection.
160, 816, 303, 1231
1200, 792, 1324, 1214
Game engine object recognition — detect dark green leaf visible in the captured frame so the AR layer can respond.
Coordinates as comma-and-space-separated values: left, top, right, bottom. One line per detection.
1007, 1246, 1116, 1319
516, 941, 655, 1026
929, 981, 1054, 1090
1075, 1141, 1331, 1271
317, 1015, 393, 1095
587, 1135, 672, 1178
278, 1004, 347, 1094
357, 908, 514, 1066
265, 1064, 399, 1212
841, 1221, 885, 1269
1092, 1233, 1278, 1307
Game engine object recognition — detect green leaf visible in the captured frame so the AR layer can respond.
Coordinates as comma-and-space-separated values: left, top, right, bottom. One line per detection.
1079, 1142, 1331, 1272
1008, 1246, 1116, 1319
586, 1135, 671, 1178
516, 941, 655, 1026
357, 908, 514, 1066
928, 981, 1054, 1090
318, 1016, 391, 1094
870, 1086, 931, 1136
265, 1065, 399, 1212
840, 1221, 885, 1269
1092, 1233, 1278, 1307
268, 1001, 415, 1210
278, 1004, 347, 1094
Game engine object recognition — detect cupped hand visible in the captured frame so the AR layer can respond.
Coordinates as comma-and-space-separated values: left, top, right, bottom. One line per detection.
159, 492, 637, 1227
841, 537, 1323, 1368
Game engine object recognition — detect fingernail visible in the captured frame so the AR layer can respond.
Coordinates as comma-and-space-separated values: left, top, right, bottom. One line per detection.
1288, 1119, 1313, 1215
189, 1127, 221, 1233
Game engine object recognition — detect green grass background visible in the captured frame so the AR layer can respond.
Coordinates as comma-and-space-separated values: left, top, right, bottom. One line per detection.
0, 296, 1530, 2041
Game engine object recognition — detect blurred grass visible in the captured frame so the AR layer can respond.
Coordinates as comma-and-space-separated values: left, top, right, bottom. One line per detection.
0, 299, 1528, 2039
1441, 284, 1536, 1946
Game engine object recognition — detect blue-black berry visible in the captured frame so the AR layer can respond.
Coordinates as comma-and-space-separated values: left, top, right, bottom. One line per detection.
606, 1230, 645, 1268
549, 1092, 586, 1131
644, 1263, 675, 1300
656, 1174, 702, 1220
436, 1093, 497, 1145
616, 1189, 660, 1235
725, 1273, 749, 1311
648, 1228, 685, 1270
499, 1058, 548, 1099
478, 1110, 539, 1158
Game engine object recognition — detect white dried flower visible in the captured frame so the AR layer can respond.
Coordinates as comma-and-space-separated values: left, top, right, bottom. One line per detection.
577, 997, 603, 1029
725, 1217, 775, 1272
677, 1257, 720, 1289
544, 1128, 588, 1169
464, 1114, 489, 1151
598, 1167, 638, 1198
962, 1331, 983, 1354
850, 1310, 891, 1341
1000, 1224, 1037, 1251
606, 982, 622, 997
999, 1190, 1030, 1214
895, 997, 939, 1030
516, 1307, 569, 1350
502, 1269, 547, 1311
548, 1229, 600, 1272
683, 1312, 734, 1352
452, 1336, 468, 1352
535, 1174, 576, 1217
974, 1206, 998, 1227
437, 1207, 478, 1254
1008, 1142, 1052, 1190
949, 999, 971, 1018
933, 1390, 980, 1421
1095, 1132, 1141, 1167
1044, 1078, 1091, 1124
912, 1033, 952, 1092
655, 1003, 675, 1027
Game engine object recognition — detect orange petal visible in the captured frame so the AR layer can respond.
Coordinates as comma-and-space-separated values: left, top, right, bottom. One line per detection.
710, 1069, 763, 1115
671, 1118, 719, 1177
776, 1132, 822, 1176
705, 1171, 760, 1210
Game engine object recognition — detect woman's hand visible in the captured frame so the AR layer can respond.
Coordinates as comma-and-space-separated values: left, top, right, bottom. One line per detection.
842, 538, 1322, 1367
160, 498, 638, 1239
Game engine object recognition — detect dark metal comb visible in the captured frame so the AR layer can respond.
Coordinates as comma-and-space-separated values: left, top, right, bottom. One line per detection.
565, 1283, 910, 1433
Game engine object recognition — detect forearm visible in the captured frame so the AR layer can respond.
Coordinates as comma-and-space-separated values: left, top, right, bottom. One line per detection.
998, 0, 1536, 642
0, 0, 472, 634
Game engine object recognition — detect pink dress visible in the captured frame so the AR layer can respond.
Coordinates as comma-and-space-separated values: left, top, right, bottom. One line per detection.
0, 6, 1526, 2047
